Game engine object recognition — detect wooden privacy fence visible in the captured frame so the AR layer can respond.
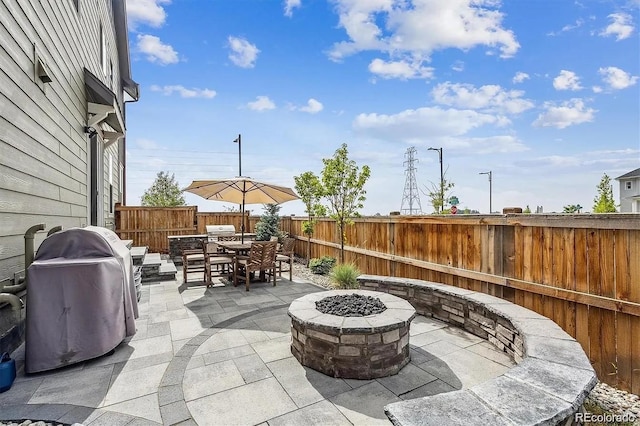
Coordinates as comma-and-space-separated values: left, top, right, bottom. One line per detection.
115, 205, 292, 253
290, 214, 640, 394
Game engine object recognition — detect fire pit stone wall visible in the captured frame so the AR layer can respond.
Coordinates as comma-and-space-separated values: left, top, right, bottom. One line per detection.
288, 290, 416, 379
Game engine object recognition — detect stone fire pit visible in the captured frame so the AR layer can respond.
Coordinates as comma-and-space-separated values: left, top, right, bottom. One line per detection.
288, 289, 416, 379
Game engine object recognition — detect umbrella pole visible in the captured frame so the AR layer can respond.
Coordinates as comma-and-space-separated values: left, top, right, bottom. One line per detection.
241, 181, 246, 243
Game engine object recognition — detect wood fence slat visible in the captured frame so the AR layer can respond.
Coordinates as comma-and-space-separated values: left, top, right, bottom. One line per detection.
574, 229, 589, 352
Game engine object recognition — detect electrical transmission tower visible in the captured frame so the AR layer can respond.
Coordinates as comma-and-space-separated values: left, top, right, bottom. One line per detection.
400, 147, 422, 215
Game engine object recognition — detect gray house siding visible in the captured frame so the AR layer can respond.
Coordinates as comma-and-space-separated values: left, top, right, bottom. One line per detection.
618, 178, 639, 213
0, 0, 132, 280
616, 168, 640, 213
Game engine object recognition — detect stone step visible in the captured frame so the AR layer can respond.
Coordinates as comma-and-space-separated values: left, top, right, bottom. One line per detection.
142, 257, 177, 282
158, 261, 177, 276
130, 246, 148, 266
141, 253, 162, 275
142, 252, 162, 266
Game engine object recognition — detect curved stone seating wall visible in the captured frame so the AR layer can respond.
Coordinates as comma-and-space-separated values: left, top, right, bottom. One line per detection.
357, 275, 598, 426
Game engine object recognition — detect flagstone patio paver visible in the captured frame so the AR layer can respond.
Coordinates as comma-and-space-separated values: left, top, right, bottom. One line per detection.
0, 272, 515, 425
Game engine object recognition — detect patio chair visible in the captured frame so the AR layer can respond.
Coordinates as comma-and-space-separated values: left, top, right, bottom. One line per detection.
234, 241, 277, 291
203, 241, 234, 287
276, 237, 295, 281
182, 247, 206, 284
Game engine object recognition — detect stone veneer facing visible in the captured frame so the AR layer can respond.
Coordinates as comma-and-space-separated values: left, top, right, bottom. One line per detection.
288, 290, 416, 379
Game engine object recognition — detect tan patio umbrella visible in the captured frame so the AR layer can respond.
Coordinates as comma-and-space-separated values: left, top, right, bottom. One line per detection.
183, 177, 300, 242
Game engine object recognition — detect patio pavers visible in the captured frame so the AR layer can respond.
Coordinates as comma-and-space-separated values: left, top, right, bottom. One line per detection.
0, 272, 515, 425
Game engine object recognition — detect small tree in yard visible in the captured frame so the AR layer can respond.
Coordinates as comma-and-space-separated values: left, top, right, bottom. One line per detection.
321, 143, 371, 264
255, 204, 282, 241
593, 174, 617, 213
141, 171, 185, 206
421, 171, 455, 214
294, 171, 326, 265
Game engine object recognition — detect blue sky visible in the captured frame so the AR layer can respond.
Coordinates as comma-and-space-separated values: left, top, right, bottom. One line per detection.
124, 0, 639, 215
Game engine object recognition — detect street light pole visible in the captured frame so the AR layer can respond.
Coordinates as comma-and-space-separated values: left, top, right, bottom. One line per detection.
428, 147, 444, 213
479, 171, 492, 214
233, 134, 244, 235
233, 134, 242, 177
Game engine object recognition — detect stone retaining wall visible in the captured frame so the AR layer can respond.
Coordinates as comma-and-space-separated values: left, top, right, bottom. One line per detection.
357, 275, 598, 426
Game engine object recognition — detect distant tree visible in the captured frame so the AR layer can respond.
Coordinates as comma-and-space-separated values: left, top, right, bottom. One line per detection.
255, 204, 282, 241
592, 174, 617, 213
294, 171, 327, 264
141, 171, 185, 206
321, 143, 371, 263
563, 204, 583, 213
421, 171, 455, 214
523, 205, 532, 214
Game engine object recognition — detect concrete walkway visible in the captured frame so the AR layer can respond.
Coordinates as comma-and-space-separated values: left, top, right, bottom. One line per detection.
0, 273, 514, 425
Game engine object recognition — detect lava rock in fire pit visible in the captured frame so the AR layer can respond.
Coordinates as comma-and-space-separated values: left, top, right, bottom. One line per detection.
315, 293, 387, 317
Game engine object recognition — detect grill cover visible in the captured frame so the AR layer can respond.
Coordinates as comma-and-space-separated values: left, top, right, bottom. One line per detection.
25, 226, 138, 373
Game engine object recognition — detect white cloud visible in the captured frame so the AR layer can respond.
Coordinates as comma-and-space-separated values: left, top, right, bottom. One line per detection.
353, 106, 504, 140
368, 58, 434, 80
136, 34, 178, 65
532, 99, 596, 129
600, 13, 634, 40
328, 0, 519, 61
150, 85, 216, 98
547, 18, 584, 36
431, 82, 534, 114
284, 0, 301, 17
592, 86, 603, 93
598, 66, 639, 90
512, 71, 529, 83
228, 36, 260, 68
553, 70, 583, 91
299, 98, 324, 114
439, 135, 528, 154
127, 0, 170, 29
451, 61, 464, 72
247, 96, 276, 111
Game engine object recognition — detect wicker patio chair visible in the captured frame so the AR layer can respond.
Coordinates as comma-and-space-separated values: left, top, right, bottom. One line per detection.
234, 241, 277, 291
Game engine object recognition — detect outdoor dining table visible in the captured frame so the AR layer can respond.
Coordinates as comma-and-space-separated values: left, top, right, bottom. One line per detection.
215, 241, 265, 284
216, 241, 253, 256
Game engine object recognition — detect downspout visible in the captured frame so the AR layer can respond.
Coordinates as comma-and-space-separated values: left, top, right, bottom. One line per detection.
0, 294, 22, 312
47, 226, 63, 236
1, 223, 45, 294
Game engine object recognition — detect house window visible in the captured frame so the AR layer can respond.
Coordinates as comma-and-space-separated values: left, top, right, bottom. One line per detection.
109, 60, 113, 89
626, 181, 632, 190
109, 185, 114, 213
73, 0, 79, 12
